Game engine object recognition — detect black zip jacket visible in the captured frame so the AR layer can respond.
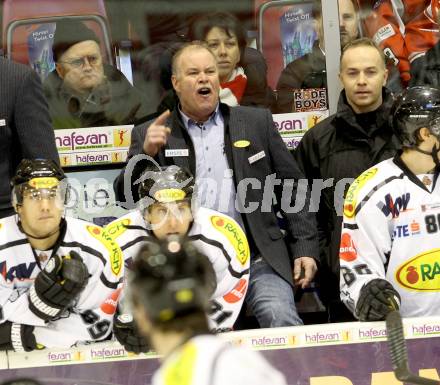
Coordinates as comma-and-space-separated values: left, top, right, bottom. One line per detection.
293, 88, 400, 302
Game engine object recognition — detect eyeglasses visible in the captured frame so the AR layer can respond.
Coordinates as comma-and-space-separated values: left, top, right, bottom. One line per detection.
58, 54, 100, 68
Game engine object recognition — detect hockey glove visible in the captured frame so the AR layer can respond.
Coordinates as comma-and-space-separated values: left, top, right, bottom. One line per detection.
0, 321, 39, 352
114, 313, 149, 354
29, 251, 89, 321
356, 279, 401, 321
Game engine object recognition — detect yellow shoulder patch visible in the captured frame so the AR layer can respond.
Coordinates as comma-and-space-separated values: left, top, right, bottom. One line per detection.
104, 218, 131, 240
87, 225, 123, 276
211, 215, 249, 265
164, 342, 197, 385
343, 167, 378, 218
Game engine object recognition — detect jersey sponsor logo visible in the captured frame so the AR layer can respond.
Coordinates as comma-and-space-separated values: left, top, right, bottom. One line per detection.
410, 220, 421, 235
378, 193, 410, 218
393, 225, 410, 238
339, 233, 357, 262
153, 188, 186, 203
343, 168, 378, 218
0, 261, 37, 282
223, 278, 248, 303
103, 218, 131, 240
100, 287, 122, 315
393, 221, 421, 238
87, 225, 123, 276
28, 177, 59, 189
396, 249, 440, 291
210, 216, 249, 265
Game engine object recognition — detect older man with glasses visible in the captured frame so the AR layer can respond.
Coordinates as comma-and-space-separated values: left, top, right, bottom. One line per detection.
43, 18, 149, 129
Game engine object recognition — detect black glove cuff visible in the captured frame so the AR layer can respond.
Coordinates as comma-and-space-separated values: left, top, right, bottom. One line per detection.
11, 323, 26, 352
28, 285, 63, 321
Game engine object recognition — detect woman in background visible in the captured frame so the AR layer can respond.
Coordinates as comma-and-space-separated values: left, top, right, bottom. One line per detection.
189, 12, 274, 108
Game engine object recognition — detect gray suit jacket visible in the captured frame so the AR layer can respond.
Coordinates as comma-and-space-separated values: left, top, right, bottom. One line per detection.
114, 103, 318, 286
0, 58, 59, 209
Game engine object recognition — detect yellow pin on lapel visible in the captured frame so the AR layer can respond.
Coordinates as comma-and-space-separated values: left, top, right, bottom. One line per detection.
233, 140, 250, 148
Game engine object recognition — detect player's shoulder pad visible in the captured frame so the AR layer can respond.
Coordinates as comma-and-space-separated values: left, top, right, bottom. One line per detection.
76, 219, 124, 278
343, 159, 401, 219
0, 216, 11, 234
104, 210, 144, 239
0, 215, 23, 245
196, 207, 250, 266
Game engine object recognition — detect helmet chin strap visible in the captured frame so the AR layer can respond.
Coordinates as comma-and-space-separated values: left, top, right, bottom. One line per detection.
18, 220, 60, 240
413, 141, 440, 169
15, 211, 61, 240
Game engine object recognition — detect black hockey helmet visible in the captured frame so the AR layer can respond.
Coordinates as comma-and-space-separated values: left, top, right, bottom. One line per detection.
12, 159, 65, 186
138, 165, 194, 204
130, 236, 214, 323
11, 159, 66, 205
391, 86, 440, 147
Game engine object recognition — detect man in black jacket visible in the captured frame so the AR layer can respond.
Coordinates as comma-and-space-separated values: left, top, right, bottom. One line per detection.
0, 58, 59, 218
44, 19, 149, 129
294, 38, 400, 322
115, 42, 319, 328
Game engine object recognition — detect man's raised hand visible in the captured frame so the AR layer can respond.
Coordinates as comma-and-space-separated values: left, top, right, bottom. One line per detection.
143, 110, 172, 156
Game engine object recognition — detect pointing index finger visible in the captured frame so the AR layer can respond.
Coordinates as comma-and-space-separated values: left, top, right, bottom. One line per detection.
154, 109, 171, 126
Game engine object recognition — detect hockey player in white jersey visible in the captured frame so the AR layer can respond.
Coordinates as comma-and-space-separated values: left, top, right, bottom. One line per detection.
0, 159, 123, 351
130, 236, 287, 385
340, 86, 440, 321
108, 165, 250, 353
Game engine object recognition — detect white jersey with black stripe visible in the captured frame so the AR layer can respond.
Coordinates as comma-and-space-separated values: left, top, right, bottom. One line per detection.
340, 156, 440, 318
0, 215, 124, 348
152, 335, 287, 385
106, 207, 250, 331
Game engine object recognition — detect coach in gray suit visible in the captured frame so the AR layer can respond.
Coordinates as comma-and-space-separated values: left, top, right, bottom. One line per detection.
114, 42, 319, 328
0, 58, 59, 217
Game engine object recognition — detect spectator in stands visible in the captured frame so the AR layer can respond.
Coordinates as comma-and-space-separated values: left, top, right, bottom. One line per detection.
189, 12, 274, 108
409, 41, 440, 86
294, 38, 400, 322
339, 0, 360, 49
0, 57, 59, 219
276, 0, 359, 113
157, 12, 275, 113
43, 19, 149, 129
0, 159, 123, 351
129, 237, 287, 384
409, 6, 440, 88
115, 42, 319, 328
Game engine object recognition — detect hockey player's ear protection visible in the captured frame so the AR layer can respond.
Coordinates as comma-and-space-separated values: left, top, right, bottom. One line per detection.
130, 236, 214, 323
